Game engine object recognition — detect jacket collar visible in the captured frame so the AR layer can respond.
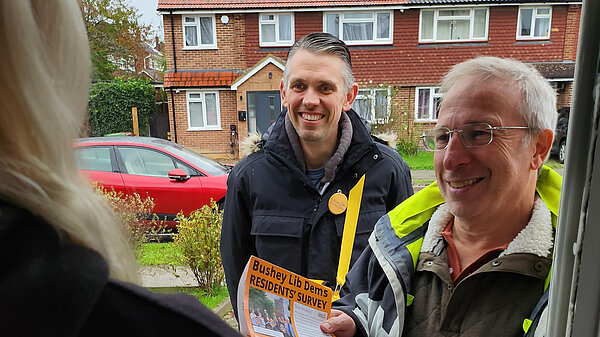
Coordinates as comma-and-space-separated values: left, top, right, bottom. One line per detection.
421, 196, 554, 258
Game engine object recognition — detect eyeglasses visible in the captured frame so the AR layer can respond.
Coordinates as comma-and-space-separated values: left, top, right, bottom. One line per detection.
421, 123, 531, 151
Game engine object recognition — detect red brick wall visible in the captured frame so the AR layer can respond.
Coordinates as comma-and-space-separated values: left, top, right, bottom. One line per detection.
563, 5, 581, 61
163, 13, 246, 71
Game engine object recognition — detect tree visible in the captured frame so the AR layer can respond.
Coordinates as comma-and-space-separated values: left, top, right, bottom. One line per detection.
81, 0, 151, 80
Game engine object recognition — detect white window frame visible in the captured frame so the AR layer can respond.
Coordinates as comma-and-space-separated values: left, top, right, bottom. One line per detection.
516, 6, 552, 40
419, 8, 489, 43
259, 13, 295, 47
186, 91, 222, 131
415, 87, 442, 122
354, 88, 392, 124
323, 11, 393, 45
182, 15, 217, 50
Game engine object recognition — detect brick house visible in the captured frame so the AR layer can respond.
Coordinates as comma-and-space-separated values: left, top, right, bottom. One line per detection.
157, 0, 581, 159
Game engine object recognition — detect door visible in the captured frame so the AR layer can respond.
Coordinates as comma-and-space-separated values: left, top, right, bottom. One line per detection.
247, 91, 281, 134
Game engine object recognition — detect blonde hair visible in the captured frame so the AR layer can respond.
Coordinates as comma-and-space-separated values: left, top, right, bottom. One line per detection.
0, 0, 137, 282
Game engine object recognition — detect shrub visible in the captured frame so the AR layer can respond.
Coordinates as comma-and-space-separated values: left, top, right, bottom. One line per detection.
95, 185, 161, 259
397, 139, 419, 156
174, 200, 224, 293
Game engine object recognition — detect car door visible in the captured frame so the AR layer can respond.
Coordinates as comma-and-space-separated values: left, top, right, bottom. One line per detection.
75, 145, 126, 193
115, 145, 205, 221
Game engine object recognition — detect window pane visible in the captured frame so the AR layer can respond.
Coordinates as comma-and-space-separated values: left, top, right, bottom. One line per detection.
247, 92, 257, 134
205, 93, 218, 126
189, 93, 202, 99
453, 20, 470, 40
262, 15, 274, 21
262, 23, 275, 42
325, 14, 339, 37
200, 17, 213, 44
417, 89, 431, 119
439, 10, 469, 17
120, 148, 175, 177
185, 17, 195, 23
189, 101, 204, 128
377, 13, 390, 39
278, 15, 292, 41
473, 9, 487, 38
76, 147, 112, 172
353, 97, 370, 121
537, 8, 550, 15
185, 26, 198, 46
433, 96, 441, 120
520, 9, 533, 36
375, 90, 388, 121
534, 17, 550, 37
344, 13, 372, 19
436, 20, 452, 40
421, 11, 434, 40
343, 22, 373, 41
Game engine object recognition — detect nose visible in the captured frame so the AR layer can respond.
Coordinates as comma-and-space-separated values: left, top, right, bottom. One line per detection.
302, 87, 320, 107
442, 132, 471, 170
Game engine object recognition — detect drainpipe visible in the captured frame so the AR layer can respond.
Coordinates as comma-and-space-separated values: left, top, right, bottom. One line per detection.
169, 10, 178, 143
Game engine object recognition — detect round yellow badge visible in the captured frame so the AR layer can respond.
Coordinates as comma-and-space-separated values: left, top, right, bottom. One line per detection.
328, 192, 348, 215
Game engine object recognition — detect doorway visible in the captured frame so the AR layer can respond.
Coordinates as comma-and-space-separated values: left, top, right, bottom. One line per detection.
247, 91, 281, 135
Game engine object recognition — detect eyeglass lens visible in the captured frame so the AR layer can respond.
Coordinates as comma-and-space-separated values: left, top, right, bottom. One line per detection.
423, 123, 493, 150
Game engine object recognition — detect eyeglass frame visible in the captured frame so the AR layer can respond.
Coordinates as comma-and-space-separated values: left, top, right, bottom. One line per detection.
420, 122, 532, 151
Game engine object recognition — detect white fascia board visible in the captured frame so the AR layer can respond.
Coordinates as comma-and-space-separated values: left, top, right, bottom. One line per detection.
230, 56, 285, 90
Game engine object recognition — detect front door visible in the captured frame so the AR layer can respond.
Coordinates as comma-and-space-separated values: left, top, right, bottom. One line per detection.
247, 91, 281, 134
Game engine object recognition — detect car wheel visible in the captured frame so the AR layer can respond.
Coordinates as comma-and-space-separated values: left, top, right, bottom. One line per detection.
559, 140, 566, 164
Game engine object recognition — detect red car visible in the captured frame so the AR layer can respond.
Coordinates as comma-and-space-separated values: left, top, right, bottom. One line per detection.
75, 137, 229, 228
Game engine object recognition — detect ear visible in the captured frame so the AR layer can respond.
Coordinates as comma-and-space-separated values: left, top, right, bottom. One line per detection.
280, 80, 288, 108
342, 82, 359, 111
530, 129, 554, 170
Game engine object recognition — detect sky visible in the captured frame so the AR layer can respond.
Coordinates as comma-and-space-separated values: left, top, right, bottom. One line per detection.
128, 0, 163, 40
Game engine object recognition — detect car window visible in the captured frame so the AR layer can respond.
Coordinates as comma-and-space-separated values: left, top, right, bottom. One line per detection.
175, 159, 200, 177
179, 146, 228, 175
75, 146, 112, 172
118, 147, 176, 177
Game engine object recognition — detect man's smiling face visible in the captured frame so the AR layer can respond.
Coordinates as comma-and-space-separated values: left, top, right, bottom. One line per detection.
281, 49, 356, 147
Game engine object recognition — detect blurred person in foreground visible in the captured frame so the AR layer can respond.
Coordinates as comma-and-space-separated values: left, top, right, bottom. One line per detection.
0, 1, 240, 336
320, 56, 562, 337
221, 32, 413, 319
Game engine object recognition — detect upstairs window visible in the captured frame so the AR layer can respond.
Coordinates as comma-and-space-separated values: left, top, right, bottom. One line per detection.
260, 13, 294, 47
415, 87, 442, 122
353, 88, 391, 124
187, 91, 221, 130
517, 7, 552, 39
324, 11, 393, 45
183, 15, 217, 49
419, 8, 488, 42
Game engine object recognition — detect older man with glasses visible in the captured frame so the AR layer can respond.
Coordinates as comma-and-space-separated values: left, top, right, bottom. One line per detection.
320, 56, 562, 337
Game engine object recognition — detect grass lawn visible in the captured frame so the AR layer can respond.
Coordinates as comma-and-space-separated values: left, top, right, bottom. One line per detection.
138, 242, 184, 266
149, 285, 229, 310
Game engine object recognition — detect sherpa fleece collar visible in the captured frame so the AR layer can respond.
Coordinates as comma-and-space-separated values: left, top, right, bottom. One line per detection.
421, 196, 554, 258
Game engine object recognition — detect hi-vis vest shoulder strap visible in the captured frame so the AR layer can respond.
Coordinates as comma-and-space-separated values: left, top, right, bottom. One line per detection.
388, 165, 562, 280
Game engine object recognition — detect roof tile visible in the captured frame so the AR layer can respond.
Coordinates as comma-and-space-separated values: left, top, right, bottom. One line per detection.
164, 70, 240, 88
158, 0, 408, 10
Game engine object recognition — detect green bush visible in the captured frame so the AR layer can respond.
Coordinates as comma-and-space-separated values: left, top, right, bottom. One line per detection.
397, 139, 419, 156
88, 78, 156, 136
95, 185, 161, 259
174, 200, 224, 293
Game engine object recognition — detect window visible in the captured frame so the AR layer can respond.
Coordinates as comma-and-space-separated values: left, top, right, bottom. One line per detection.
415, 87, 442, 121
183, 15, 217, 49
324, 11, 393, 45
260, 13, 294, 46
353, 88, 391, 124
187, 91, 221, 130
419, 8, 488, 42
517, 7, 552, 39
75, 146, 112, 172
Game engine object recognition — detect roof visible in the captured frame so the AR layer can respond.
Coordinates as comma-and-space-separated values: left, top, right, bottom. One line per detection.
164, 70, 240, 88
157, 0, 579, 10
230, 54, 285, 90
158, 0, 408, 10
531, 62, 575, 80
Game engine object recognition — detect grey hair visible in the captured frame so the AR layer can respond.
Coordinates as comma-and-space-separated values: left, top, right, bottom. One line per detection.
282, 32, 355, 93
440, 56, 557, 135
0, 0, 137, 282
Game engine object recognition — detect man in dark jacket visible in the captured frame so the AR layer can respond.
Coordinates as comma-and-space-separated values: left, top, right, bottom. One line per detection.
220, 32, 413, 318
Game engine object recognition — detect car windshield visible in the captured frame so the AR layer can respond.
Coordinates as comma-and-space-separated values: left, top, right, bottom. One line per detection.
178, 146, 230, 176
